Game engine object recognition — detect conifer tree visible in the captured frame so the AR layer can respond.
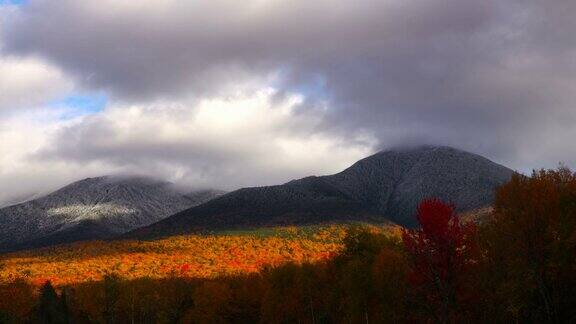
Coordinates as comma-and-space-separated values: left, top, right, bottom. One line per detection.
32, 281, 67, 324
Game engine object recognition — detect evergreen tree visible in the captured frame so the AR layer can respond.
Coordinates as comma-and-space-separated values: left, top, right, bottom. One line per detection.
32, 281, 67, 324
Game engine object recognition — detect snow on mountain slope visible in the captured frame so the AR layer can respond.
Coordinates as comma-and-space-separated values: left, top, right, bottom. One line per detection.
0, 176, 223, 251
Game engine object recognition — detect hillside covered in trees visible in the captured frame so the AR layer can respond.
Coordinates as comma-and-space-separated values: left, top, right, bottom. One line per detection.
0, 225, 373, 287
128, 146, 512, 239
0, 168, 575, 323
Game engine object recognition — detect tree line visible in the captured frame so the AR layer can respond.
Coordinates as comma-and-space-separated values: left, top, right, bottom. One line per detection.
0, 168, 575, 323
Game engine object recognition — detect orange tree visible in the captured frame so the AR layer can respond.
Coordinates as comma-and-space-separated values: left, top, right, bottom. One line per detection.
480, 168, 576, 322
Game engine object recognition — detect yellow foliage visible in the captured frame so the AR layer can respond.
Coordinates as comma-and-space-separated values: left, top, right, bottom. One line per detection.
0, 224, 397, 287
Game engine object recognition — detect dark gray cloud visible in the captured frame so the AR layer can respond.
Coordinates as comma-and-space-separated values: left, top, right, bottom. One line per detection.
2, 0, 576, 198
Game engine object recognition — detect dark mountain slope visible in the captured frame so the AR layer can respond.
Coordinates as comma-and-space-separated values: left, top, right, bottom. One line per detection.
0, 176, 223, 251
128, 146, 513, 239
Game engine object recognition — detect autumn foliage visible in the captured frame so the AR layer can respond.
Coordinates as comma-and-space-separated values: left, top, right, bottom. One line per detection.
0, 225, 357, 287
1, 168, 576, 323
0, 225, 404, 323
403, 199, 477, 323
479, 168, 576, 322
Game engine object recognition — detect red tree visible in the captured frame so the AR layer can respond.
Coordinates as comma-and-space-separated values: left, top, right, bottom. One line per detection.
402, 199, 477, 323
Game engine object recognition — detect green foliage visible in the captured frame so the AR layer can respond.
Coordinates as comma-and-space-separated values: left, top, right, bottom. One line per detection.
340, 225, 401, 260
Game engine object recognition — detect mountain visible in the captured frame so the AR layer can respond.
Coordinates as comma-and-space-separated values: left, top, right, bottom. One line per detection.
127, 146, 514, 239
0, 192, 42, 209
0, 176, 224, 251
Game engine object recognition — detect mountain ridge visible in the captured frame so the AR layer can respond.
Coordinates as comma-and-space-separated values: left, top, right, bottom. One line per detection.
126, 146, 514, 239
0, 175, 224, 251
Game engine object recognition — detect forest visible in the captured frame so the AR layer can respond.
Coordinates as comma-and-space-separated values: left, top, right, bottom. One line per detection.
0, 168, 575, 323
0, 225, 360, 287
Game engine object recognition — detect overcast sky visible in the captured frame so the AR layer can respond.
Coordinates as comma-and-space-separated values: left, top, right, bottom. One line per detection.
1, 0, 575, 204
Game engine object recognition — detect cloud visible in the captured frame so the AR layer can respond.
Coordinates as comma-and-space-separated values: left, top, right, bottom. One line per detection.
0, 56, 72, 113
0, 107, 114, 205
36, 88, 374, 191
1, 0, 576, 203
0, 5, 72, 113
1, 0, 500, 101
0, 84, 373, 204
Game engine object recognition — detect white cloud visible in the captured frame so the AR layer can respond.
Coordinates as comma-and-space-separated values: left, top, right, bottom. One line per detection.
0, 87, 375, 205
0, 108, 114, 205
0, 4, 72, 113
0, 56, 72, 112
41, 87, 375, 189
